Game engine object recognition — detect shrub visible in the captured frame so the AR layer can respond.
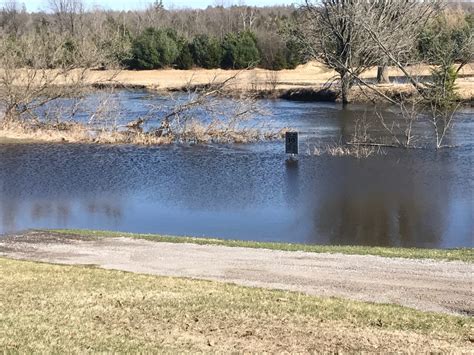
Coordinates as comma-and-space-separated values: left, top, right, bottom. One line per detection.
128, 28, 179, 69
221, 31, 260, 69
61, 39, 77, 66
418, 11, 473, 66
175, 41, 194, 70
191, 34, 222, 69
256, 32, 303, 70
428, 64, 460, 109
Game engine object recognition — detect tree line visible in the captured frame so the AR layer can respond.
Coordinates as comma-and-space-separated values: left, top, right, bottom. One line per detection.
125, 28, 303, 70
0, 0, 471, 72
0, 1, 304, 70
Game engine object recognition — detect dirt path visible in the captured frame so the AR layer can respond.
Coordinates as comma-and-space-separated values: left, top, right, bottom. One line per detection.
1, 232, 472, 316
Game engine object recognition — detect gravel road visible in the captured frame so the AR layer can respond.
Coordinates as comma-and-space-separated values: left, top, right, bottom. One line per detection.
1, 232, 472, 316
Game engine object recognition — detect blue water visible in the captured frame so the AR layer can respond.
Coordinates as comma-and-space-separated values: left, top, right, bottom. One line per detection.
1, 92, 472, 248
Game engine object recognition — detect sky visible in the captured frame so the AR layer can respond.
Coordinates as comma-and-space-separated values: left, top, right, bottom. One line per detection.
22, 0, 297, 12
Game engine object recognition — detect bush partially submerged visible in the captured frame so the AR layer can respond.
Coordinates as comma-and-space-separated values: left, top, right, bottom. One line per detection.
312, 144, 383, 159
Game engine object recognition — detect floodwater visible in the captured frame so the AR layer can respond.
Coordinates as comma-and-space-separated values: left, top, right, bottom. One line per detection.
0, 91, 472, 248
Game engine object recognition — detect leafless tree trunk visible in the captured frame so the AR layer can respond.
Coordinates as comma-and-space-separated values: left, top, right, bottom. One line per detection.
377, 66, 390, 84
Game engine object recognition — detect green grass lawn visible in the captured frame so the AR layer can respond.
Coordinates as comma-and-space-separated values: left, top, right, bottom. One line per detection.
0, 257, 472, 352
51, 229, 474, 263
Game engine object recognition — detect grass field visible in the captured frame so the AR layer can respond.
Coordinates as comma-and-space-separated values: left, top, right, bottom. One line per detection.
0, 257, 472, 352
52, 229, 474, 263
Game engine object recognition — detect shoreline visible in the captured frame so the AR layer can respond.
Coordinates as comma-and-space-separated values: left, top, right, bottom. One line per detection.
1, 62, 472, 145
1, 230, 472, 317
4, 61, 473, 104
22, 229, 474, 263
89, 63, 474, 103
92, 81, 474, 104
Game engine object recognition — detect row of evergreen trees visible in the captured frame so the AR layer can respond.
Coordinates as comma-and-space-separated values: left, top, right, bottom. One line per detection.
125, 28, 302, 71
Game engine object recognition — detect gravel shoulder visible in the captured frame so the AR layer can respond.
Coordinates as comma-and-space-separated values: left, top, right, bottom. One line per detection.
1, 232, 472, 316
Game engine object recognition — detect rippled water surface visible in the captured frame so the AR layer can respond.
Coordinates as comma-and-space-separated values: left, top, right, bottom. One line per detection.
0, 92, 472, 248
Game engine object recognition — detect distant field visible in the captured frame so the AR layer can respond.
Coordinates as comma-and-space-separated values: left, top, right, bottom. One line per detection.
82, 61, 474, 102
5, 62, 473, 101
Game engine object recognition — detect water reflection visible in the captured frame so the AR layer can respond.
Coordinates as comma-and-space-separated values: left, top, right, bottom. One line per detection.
310, 156, 450, 247
0, 141, 471, 248
284, 159, 300, 206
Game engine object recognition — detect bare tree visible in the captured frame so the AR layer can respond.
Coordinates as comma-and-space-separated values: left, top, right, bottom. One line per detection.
297, 0, 372, 104
118, 72, 281, 144
376, 97, 421, 148
0, 23, 118, 125
360, 1, 468, 148
48, 0, 84, 36
359, 1, 441, 95
239, 6, 257, 31
297, 0, 440, 104
297, 0, 467, 149
0, 0, 28, 37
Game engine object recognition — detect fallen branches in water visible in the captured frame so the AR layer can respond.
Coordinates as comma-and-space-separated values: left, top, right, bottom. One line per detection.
107, 71, 288, 144
1, 71, 290, 145
135, 71, 277, 143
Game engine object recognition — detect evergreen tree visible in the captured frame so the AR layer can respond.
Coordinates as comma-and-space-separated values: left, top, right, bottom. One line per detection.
128, 28, 179, 69
221, 31, 260, 69
191, 34, 222, 69
418, 12, 473, 67
176, 41, 194, 69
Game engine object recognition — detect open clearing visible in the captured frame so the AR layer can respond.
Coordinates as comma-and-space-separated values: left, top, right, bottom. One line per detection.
86, 61, 474, 98
5, 62, 473, 100
1, 257, 473, 352
1, 230, 472, 317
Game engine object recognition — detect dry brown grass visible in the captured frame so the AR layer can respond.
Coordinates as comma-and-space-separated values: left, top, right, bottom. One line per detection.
85, 62, 474, 101
0, 121, 91, 143
6, 62, 472, 101
0, 119, 286, 145
0, 257, 472, 352
0, 121, 171, 145
170, 119, 288, 144
312, 144, 384, 158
